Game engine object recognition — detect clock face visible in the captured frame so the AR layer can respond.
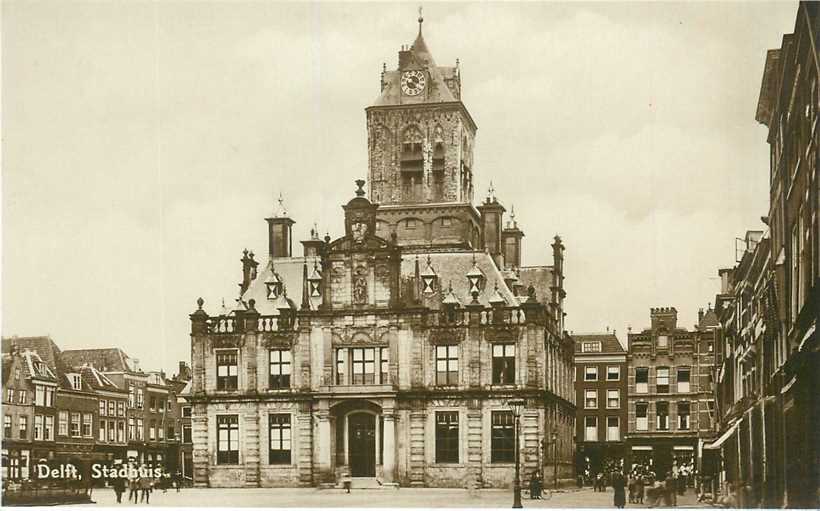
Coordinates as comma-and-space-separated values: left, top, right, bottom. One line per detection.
401, 70, 426, 96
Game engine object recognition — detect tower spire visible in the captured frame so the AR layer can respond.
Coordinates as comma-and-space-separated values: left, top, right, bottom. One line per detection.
418, 6, 423, 35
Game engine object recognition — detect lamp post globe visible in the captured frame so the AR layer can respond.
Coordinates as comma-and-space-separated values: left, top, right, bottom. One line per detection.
507, 399, 525, 509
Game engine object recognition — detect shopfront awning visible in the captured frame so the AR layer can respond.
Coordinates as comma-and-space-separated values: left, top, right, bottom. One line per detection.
703, 421, 739, 450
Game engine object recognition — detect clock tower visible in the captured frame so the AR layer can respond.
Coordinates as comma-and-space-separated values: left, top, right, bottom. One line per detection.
366, 11, 480, 250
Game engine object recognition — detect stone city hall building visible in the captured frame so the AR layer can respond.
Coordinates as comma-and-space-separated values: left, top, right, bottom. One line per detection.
188, 17, 576, 489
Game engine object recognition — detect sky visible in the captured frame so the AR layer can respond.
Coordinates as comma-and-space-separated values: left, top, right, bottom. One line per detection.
2, 1, 799, 373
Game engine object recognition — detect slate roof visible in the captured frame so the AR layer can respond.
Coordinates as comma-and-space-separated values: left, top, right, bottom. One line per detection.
373, 30, 459, 107
517, 266, 554, 305
60, 348, 139, 373
238, 257, 317, 315
401, 251, 517, 306
572, 333, 626, 354
2, 336, 64, 374
698, 308, 719, 329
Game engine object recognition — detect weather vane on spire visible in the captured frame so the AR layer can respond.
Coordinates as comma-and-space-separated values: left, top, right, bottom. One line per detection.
418, 6, 423, 34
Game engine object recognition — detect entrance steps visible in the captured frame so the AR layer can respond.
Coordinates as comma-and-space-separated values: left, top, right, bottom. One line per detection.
318, 477, 399, 490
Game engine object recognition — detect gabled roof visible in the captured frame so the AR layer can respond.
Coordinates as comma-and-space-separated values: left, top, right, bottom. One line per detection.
239, 258, 314, 315
78, 364, 121, 391
60, 348, 139, 373
572, 333, 626, 354
698, 308, 719, 330
2, 336, 64, 375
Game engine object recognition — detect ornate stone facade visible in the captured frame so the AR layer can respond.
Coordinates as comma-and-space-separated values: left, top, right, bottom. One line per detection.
189, 17, 575, 489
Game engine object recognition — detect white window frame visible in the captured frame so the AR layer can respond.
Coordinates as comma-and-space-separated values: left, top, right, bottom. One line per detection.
584, 389, 598, 409
584, 366, 598, 382
606, 389, 620, 409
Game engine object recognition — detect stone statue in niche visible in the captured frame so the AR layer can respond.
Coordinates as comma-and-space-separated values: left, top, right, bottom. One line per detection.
351, 221, 368, 243
353, 266, 368, 305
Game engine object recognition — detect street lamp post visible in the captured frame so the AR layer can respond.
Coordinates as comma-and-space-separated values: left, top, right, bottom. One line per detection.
507, 399, 525, 509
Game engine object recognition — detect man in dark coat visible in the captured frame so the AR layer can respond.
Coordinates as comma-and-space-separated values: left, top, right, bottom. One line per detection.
611, 470, 627, 509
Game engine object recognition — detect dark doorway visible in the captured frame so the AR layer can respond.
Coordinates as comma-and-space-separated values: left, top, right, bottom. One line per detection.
348, 413, 376, 477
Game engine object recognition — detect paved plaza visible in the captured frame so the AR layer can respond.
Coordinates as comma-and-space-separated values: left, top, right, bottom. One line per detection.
84, 487, 712, 508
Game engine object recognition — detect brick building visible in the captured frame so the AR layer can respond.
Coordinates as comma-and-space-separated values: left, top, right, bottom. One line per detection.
572, 333, 627, 480
707, 3, 819, 506
188, 16, 575, 489
625, 308, 717, 478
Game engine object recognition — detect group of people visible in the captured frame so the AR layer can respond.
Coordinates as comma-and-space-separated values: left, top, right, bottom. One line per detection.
109, 463, 183, 504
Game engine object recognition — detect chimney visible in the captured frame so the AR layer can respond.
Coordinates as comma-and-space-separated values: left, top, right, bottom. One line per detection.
477, 182, 506, 268
698, 308, 704, 324
501, 205, 524, 269
301, 224, 325, 258
266, 193, 295, 258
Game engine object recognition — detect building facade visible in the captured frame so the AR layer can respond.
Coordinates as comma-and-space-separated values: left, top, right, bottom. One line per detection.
1, 337, 183, 483
707, 3, 819, 507
572, 333, 628, 481
189, 17, 576, 489
625, 308, 716, 479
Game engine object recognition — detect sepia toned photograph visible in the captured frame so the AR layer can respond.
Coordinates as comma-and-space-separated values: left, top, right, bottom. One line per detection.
1, 1, 818, 508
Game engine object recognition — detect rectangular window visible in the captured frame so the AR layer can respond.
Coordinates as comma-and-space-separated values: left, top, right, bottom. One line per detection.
44, 416, 53, 441
35, 386, 45, 406
584, 389, 598, 409
137, 419, 144, 440
18, 390, 27, 404
149, 422, 156, 441
168, 426, 175, 441
435, 345, 459, 386
584, 416, 598, 441
58, 411, 69, 436
70, 412, 80, 437
34, 415, 43, 440
217, 415, 240, 464
128, 418, 135, 440
99, 400, 106, 417
657, 335, 668, 348
136, 388, 144, 409
99, 419, 106, 442
108, 421, 115, 442
607, 417, 620, 441
46, 387, 55, 406
182, 407, 192, 418
108, 400, 115, 416
636, 403, 648, 431
607, 366, 620, 381
351, 348, 376, 385
128, 385, 136, 408
657, 367, 670, 393
183, 425, 192, 443
490, 411, 514, 463
269, 349, 292, 389
117, 421, 125, 443
677, 367, 691, 393
492, 344, 516, 385
268, 414, 291, 464
82, 414, 92, 437
435, 411, 459, 463
607, 389, 620, 409
149, 397, 156, 412
216, 351, 239, 391
582, 341, 601, 353
584, 366, 598, 381
656, 402, 669, 431
677, 402, 690, 430
158, 424, 164, 440
4, 415, 11, 438
380, 347, 389, 384
335, 349, 346, 385
117, 402, 125, 417
636, 367, 649, 393
6, 388, 14, 403
19, 416, 28, 439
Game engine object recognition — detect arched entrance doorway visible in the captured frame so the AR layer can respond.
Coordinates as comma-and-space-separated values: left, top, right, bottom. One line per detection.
348, 412, 376, 477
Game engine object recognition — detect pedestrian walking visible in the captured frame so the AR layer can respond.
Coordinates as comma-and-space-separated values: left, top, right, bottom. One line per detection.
174, 470, 182, 493
139, 466, 153, 504
112, 472, 126, 504
611, 470, 627, 509
529, 470, 543, 500
128, 470, 139, 504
